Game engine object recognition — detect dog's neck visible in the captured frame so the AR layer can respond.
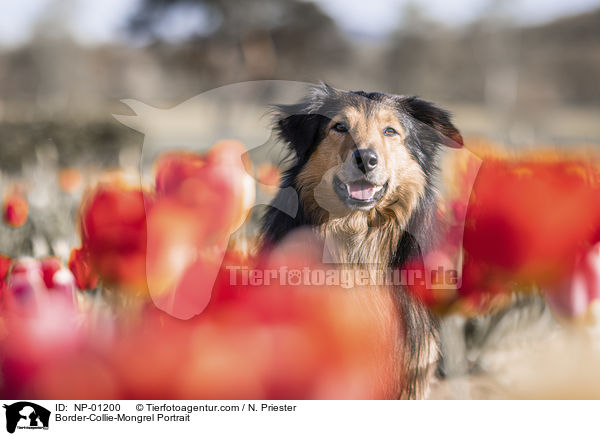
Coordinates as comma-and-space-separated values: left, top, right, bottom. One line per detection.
317, 208, 406, 267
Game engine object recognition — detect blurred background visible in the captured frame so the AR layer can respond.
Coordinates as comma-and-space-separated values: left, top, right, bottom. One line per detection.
1, 0, 600, 173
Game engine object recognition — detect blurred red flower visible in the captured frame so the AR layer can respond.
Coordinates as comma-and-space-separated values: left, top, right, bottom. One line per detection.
147, 141, 255, 318
459, 158, 600, 307
1, 230, 405, 399
256, 162, 281, 194
58, 168, 83, 193
1, 257, 75, 317
154, 140, 255, 241
40, 257, 61, 290
79, 177, 149, 295
68, 247, 99, 291
3, 193, 29, 227
0, 254, 12, 302
0, 254, 11, 281
110, 230, 403, 399
145, 199, 227, 319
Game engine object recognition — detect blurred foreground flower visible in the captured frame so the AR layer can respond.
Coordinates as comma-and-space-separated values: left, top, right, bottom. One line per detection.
67, 247, 99, 291
71, 140, 256, 318
256, 163, 281, 194
454, 152, 600, 311
78, 175, 149, 295
2, 257, 75, 315
154, 139, 255, 241
148, 140, 255, 319
0, 258, 86, 398
0, 254, 12, 300
3, 192, 29, 227
1, 231, 404, 399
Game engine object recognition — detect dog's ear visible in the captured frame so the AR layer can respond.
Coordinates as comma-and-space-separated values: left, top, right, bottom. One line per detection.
276, 108, 327, 160
274, 84, 334, 160
401, 97, 463, 148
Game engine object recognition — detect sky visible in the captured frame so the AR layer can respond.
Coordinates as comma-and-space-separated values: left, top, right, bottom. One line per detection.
320, 0, 600, 37
0, 0, 599, 47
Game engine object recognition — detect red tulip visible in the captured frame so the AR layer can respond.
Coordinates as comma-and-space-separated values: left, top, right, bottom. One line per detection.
79, 177, 149, 295
3, 259, 44, 314
0, 254, 10, 302
58, 168, 83, 193
0, 254, 11, 280
459, 158, 600, 306
145, 198, 227, 319
154, 141, 255, 240
256, 163, 281, 194
40, 257, 61, 289
154, 150, 204, 196
68, 247, 99, 290
3, 193, 28, 227
147, 141, 255, 318
0, 288, 85, 397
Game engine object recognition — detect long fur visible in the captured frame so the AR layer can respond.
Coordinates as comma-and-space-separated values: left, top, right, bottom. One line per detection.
260, 84, 463, 399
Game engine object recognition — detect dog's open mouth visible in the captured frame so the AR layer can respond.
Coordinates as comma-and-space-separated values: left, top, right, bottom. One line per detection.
333, 175, 388, 210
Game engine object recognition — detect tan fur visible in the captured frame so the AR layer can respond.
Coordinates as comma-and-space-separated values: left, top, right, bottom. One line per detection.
293, 100, 438, 399
296, 102, 427, 267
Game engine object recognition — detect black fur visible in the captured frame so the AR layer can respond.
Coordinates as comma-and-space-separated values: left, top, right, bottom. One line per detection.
260, 84, 462, 398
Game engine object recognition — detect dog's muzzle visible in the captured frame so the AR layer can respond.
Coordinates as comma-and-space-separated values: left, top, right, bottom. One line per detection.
333, 175, 388, 210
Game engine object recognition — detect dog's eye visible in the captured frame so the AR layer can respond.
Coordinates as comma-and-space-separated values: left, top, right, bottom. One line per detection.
332, 122, 349, 133
383, 127, 398, 136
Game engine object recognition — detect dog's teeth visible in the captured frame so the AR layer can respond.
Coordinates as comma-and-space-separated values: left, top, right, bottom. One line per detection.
347, 183, 377, 200
373, 186, 383, 193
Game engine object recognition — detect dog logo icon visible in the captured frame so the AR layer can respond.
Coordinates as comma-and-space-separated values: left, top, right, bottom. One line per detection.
3, 402, 50, 434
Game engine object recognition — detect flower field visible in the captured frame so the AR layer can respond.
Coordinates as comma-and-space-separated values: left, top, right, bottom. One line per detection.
1, 136, 600, 399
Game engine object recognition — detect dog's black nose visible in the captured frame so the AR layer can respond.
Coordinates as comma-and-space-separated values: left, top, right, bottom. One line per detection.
352, 149, 378, 173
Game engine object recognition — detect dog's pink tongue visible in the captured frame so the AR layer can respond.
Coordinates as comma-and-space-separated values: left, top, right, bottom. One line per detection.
348, 183, 374, 200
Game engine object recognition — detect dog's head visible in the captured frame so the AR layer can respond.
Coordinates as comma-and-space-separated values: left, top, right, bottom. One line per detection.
275, 84, 462, 223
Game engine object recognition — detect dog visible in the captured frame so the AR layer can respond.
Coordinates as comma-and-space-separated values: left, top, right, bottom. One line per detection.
260, 84, 463, 399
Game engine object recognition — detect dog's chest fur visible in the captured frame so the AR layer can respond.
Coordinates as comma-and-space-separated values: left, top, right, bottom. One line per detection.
318, 212, 402, 267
